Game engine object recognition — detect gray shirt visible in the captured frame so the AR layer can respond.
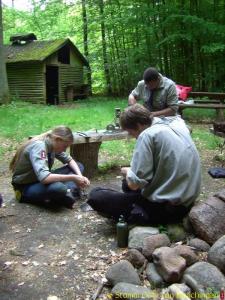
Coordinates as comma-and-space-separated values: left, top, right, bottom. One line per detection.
12, 138, 72, 184
131, 74, 178, 112
127, 117, 201, 207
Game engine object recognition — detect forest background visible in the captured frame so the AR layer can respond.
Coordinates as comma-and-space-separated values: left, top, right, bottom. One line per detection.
1, 0, 225, 96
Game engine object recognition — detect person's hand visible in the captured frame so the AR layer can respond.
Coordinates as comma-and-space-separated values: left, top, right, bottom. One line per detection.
74, 175, 90, 188
82, 176, 90, 187
121, 167, 130, 177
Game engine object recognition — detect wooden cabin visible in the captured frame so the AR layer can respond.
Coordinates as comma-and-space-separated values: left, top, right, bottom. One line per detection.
4, 33, 90, 104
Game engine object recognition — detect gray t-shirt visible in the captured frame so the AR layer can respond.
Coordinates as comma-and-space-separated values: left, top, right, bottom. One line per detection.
131, 74, 178, 112
12, 138, 72, 184
127, 117, 201, 207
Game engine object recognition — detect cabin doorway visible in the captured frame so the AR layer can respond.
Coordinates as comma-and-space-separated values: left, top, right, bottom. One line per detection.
46, 66, 59, 105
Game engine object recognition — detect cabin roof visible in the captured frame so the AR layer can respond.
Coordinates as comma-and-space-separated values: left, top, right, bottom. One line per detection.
4, 38, 89, 66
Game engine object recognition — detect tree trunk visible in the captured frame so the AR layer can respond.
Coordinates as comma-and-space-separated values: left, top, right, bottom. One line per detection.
81, 0, 92, 95
0, 0, 10, 104
99, 0, 112, 95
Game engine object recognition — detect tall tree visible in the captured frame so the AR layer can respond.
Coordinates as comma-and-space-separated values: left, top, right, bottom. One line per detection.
0, 0, 10, 104
98, 0, 112, 94
81, 0, 92, 94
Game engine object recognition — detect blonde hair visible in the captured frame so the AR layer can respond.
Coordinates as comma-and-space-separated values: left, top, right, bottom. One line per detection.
10, 126, 73, 172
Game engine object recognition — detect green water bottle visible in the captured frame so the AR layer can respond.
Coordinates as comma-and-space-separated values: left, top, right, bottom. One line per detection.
116, 215, 128, 248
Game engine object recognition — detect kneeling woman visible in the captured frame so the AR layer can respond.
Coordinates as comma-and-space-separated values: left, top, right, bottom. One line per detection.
10, 126, 90, 208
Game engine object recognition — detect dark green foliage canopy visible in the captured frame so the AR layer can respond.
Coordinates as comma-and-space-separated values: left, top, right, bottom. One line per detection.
2, 0, 225, 94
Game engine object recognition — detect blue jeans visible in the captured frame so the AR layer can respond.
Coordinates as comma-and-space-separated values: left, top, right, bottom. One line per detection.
19, 163, 84, 207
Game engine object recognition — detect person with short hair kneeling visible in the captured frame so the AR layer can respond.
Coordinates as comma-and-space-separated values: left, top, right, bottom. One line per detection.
10, 126, 90, 209
88, 104, 201, 224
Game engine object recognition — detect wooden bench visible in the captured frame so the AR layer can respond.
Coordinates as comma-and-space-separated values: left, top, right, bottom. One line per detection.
65, 84, 89, 101
70, 130, 132, 177
178, 92, 225, 121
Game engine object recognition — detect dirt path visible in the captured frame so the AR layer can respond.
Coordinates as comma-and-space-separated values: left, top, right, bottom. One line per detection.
0, 132, 224, 300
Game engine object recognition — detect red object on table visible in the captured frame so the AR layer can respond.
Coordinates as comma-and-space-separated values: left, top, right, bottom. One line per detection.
176, 85, 192, 101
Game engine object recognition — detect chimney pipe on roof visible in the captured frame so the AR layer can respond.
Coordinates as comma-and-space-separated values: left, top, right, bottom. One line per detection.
10, 33, 37, 45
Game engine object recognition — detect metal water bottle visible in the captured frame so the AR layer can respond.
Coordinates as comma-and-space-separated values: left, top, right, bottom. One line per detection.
116, 215, 128, 248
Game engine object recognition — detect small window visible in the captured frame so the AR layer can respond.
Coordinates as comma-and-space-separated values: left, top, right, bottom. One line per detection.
58, 44, 70, 64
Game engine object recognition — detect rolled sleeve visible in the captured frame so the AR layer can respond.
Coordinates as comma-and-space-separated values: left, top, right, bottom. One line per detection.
127, 169, 148, 189
56, 152, 72, 164
29, 144, 51, 182
167, 84, 179, 112
130, 81, 143, 99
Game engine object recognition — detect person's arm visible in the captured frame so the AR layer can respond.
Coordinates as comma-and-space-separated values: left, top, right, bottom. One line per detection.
68, 159, 82, 176
29, 145, 89, 188
68, 159, 90, 186
164, 84, 178, 114
151, 83, 178, 117
41, 172, 88, 188
124, 134, 154, 190
127, 180, 140, 190
128, 94, 137, 106
56, 153, 90, 186
121, 166, 139, 190
128, 81, 143, 106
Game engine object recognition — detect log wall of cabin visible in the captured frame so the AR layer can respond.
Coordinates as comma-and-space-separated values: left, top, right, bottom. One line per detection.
7, 63, 45, 103
59, 65, 83, 102
45, 48, 85, 103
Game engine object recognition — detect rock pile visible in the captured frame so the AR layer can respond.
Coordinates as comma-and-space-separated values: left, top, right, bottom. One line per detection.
102, 190, 225, 299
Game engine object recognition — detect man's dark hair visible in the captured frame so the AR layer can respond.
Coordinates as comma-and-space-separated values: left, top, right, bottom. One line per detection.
120, 104, 153, 130
143, 67, 159, 83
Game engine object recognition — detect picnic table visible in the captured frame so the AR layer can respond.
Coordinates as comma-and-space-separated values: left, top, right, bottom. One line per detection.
178, 92, 225, 121
70, 129, 132, 177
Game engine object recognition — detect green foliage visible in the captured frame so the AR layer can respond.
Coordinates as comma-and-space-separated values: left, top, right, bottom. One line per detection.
3, 0, 225, 95
2, 0, 225, 93
158, 224, 168, 234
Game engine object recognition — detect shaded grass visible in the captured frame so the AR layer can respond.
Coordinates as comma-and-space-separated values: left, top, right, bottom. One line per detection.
182, 108, 218, 123
192, 126, 222, 150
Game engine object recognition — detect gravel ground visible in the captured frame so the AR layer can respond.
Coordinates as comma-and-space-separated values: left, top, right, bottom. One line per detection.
0, 132, 224, 300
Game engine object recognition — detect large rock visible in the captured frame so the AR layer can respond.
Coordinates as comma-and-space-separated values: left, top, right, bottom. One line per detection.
152, 247, 186, 283
161, 283, 191, 300
167, 283, 191, 299
111, 282, 154, 300
125, 249, 146, 269
173, 245, 199, 266
208, 235, 225, 274
183, 262, 225, 295
146, 263, 165, 288
214, 189, 225, 202
182, 216, 194, 233
106, 260, 141, 286
188, 238, 210, 252
189, 196, 225, 244
142, 234, 170, 260
128, 227, 159, 251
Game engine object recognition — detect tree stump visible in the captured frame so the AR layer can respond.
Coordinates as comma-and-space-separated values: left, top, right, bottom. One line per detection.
70, 142, 102, 178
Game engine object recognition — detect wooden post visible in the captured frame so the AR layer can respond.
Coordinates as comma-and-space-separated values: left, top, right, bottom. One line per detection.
216, 108, 225, 122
